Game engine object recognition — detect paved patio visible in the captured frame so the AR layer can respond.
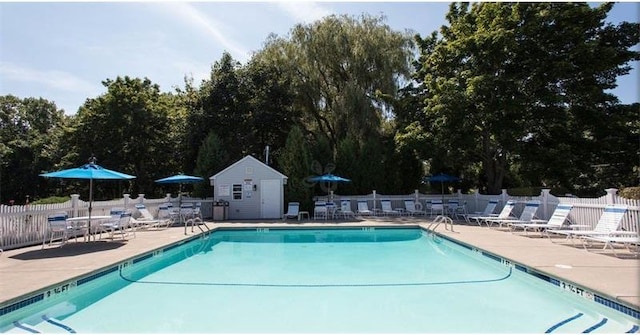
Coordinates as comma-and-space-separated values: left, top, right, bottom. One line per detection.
1, 217, 638, 312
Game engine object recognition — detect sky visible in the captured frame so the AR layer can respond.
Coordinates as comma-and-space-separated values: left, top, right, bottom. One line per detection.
0, 1, 638, 115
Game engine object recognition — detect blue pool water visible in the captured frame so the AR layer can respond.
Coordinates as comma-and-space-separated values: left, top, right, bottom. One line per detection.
1, 228, 638, 333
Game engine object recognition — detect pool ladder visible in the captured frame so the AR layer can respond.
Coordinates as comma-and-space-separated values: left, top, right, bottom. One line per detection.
185, 217, 210, 234
428, 215, 455, 233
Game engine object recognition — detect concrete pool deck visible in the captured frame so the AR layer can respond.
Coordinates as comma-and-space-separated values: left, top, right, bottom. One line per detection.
1, 217, 638, 313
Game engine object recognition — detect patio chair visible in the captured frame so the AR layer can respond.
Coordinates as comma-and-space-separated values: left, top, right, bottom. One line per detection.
100, 212, 134, 240
429, 200, 446, 217
461, 200, 498, 224
42, 212, 73, 248
510, 204, 574, 235
447, 200, 466, 219
380, 199, 401, 216
157, 203, 174, 225
314, 201, 328, 220
283, 202, 300, 221
582, 234, 639, 257
404, 199, 426, 216
357, 200, 374, 216
338, 200, 356, 219
546, 204, 629, 244
484, 200, 541, 228
470, 200, 516, 227
133, 203, 171, 229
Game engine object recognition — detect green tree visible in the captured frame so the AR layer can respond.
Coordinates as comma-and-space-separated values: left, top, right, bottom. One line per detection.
71, 76, 176, 198
256, 14, 415, 153
0, 95, 66, 203
184, 52, 248, 173
193, 131, 231, 198
277, 126, 313, 211
404, 2, 639, 194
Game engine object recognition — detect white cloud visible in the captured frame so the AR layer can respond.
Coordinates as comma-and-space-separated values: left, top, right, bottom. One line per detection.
275, 1, 333, 24
0, 62, 98, 94
159, 2, 251, 62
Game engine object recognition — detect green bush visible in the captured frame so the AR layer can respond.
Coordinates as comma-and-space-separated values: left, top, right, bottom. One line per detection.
508, 186, 572, 197
619, 187, 640, 200
32, 196, 70, 205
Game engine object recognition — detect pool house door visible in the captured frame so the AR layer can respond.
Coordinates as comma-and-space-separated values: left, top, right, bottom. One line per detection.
260, 179, 281, 219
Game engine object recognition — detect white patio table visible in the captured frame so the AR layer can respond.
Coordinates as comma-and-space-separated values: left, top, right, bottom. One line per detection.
66, 215, 112, 242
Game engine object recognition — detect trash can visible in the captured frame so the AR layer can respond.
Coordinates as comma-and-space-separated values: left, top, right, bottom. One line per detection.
212, 201, 229, 221
222, 201, 229, 220
213, 201, 225, 221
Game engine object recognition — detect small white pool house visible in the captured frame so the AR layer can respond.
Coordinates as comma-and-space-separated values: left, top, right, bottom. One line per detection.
209, 155, 288, 220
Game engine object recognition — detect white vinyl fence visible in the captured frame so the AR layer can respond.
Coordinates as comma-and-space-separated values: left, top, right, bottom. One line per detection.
2, 189, 638, 251
0, 194, 214, 251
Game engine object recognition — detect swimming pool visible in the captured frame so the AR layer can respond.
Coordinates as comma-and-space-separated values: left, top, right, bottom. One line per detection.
1, 227, 638, 333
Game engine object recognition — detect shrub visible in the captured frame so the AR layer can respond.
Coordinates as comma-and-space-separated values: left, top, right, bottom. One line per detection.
619, 187, 640, 200
32, 196, 70, 205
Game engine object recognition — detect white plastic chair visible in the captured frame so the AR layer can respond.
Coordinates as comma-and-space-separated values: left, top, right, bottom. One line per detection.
283, 202, 300, 221
42, 212, 73, 248
357, 200, 373, 216
404, 200, 426, 216
339, 200, 355, 219
100, 212, 134, 240
314, 201, 328, 220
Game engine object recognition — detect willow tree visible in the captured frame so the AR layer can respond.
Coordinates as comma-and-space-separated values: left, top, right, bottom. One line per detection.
254, 14, 415, 155
404, 2, 639, 194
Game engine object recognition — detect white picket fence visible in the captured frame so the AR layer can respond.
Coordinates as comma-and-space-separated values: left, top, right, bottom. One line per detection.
0, 194, 214, 251
328, 188, 639, 233
1, 188, 638, 251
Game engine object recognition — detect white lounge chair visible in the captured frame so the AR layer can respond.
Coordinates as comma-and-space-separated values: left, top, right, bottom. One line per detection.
470, 200, 517, 227
380, 199, 400, 216
357, 200, 374, 216
338, 200, 355, 219
546, 204, 629, 244
283, 202, 300, 221
133, 203, 171, 229
510, 204, 574, 235
485, 200, 540, 228
461, 199, 498, 224
404, 199, 426, 216
582, 234, 639, 257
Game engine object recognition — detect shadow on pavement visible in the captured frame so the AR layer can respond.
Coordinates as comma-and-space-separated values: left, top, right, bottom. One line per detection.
9, 241, 127, 260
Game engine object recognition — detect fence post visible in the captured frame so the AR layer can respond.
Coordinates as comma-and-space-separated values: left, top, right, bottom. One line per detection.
138, 194, 145, 204
415, 189, 419, 202
70, 194, 80, 217
541, 188, 551, 219
123, 194, 130, 209
605, 188, 618, 204
373, 190, 377, 211
165, 193, 172, 203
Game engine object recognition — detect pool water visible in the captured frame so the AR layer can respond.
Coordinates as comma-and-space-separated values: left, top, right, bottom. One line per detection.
2, 228, 638, 333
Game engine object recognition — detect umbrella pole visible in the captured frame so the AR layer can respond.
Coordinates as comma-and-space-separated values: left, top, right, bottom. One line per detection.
88, 178, 93, 242
180, 183, 187, 235
441, 182, 445, 215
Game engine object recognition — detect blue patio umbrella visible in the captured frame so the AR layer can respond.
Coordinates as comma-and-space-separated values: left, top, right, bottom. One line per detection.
155, 174, 204, 195
155, 174, 204, 185
307, 173, 351, 197
40, 159, 136, 223
426, 173, 460, 203
307, 173, 351, 183
155, 174, 204, 234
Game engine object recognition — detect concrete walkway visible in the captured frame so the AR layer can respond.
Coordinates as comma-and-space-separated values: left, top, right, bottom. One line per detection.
1, 218, 638, 312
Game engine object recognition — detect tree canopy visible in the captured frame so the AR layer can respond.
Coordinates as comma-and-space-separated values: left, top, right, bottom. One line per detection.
1, 5, 638, 205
